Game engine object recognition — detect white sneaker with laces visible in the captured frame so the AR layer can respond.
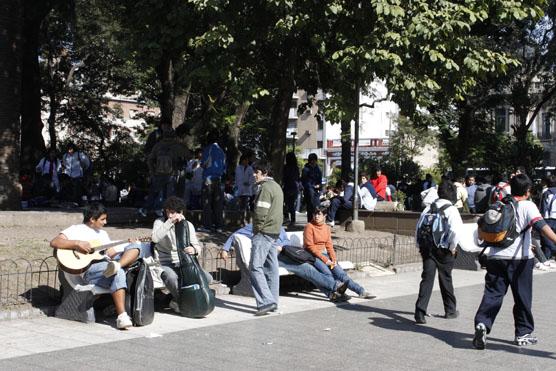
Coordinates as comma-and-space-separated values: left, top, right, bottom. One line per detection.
116, 312, 133, 329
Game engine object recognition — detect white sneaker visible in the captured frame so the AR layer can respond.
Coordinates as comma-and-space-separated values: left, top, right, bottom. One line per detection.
116, 312, 133, 329
326, 220, 335, 227
103, 261, 121, 277
169, 300, 180, 314
543, 261, 556, 268
535, 262, 549, 271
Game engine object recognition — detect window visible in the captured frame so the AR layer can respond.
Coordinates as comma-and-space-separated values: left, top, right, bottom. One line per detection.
317, 141, 323, 149
290, 99, 298, 109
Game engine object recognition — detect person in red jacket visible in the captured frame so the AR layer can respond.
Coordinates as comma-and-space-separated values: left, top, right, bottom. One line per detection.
371, 167, 388, 201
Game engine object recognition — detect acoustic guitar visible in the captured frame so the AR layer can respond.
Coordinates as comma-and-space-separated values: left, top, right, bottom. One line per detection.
55, 237, 150, 274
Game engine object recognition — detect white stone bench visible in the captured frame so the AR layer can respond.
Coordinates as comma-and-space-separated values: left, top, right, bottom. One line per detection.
55, 242, 164, 323
232, 231, 353, 296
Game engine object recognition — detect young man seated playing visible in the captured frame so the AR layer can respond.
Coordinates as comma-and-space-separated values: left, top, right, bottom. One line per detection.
50, 203, 143, 329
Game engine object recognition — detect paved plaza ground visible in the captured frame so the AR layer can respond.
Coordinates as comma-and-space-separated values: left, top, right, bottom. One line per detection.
0, 268, 555, 370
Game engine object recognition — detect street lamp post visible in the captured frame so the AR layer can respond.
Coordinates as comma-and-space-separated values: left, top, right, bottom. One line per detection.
291, 131, 297, 152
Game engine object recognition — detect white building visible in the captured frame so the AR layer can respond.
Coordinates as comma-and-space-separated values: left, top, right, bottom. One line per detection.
289, 82, 438, 177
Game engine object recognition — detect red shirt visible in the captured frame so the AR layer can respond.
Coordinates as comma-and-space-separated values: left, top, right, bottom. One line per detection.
371, 174, 388, 199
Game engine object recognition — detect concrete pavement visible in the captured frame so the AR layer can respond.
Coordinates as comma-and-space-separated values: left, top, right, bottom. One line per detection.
1, 268, 556, 369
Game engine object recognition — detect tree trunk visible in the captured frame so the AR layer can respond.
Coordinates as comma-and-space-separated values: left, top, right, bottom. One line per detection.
172, 91, 189, 129
270, 82, 294, 184
226, 102, 250, 176
20, 0, 50, 171
340, 118, 352, 181
156, 55, 175, 126
0, 0, 23, 209
513, 110, 530, 170
47, 93, 58, 151
452, 104, 474, 176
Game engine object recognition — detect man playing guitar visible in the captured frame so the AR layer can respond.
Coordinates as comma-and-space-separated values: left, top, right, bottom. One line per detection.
50, 203, 143, 329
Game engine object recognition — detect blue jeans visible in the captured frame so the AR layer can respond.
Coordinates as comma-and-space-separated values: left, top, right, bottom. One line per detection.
83, 243, 143, 293
314, 254, 364, 296
327, 197, 352, 222
249, 233, 280, 308
540, 219, 556, 259
278, 255, 337, 297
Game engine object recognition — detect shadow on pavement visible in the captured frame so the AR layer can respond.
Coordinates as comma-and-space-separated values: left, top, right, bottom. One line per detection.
339, 303, 556, 359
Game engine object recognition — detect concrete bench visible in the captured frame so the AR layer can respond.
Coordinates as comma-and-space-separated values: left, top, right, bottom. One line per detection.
55, 242, 165, 323
231, 231, 354, 296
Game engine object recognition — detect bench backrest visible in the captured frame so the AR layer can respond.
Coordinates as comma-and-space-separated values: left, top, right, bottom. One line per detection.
233, 231, 304, 265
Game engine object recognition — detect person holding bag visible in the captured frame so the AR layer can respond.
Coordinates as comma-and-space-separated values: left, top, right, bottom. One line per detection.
151, 196, 212, 315
304, 206, 375, 300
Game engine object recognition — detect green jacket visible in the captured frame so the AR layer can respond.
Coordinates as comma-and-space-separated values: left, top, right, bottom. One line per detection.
253, 177, 284, 236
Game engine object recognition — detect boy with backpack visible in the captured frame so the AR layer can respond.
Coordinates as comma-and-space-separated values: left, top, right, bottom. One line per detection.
473, 174, 556, 350
539, 174, 556, 260
414, 181, 463, 324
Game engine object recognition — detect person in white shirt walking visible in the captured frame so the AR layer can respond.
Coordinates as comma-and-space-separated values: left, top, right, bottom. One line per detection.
235, 154, 255, 226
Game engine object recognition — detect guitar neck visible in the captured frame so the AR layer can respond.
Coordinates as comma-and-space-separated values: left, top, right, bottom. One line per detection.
92, 240, 128, 252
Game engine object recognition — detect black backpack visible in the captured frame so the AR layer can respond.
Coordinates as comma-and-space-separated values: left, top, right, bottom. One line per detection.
474, 184, 491, 213
540, 187, 556, 220
416, 203, 451, 250
477, 195, 519, 248
125, 258, 155, 326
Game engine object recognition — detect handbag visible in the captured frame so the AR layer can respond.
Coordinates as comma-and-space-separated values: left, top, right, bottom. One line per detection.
281, 245, 316, 264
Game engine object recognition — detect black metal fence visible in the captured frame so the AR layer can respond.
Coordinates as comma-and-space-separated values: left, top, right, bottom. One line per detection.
0, 236, 419, 309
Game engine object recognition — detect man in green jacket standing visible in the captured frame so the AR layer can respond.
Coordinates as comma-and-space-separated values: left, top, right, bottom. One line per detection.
250, 161, 284, 316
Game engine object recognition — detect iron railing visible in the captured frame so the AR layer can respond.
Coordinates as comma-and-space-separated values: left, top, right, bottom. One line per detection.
0, 236, 419, 309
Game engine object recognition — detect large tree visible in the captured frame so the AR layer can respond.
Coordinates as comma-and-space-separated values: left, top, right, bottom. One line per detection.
0, 0, 23, 210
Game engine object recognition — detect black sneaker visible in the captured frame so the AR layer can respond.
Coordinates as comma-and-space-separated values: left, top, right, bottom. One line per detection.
515, 333, 538, 346
445, 310, 459, 319
473, 323, 487, 350
335, 281, 349, 296
254, 303, 277, 316
415, 312, 427, 324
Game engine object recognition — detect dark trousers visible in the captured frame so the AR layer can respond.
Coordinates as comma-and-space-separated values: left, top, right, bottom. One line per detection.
284, 191, 298, 224
327, 197, 352, 222
202, 178, 224, 229
474, 258, 534, 337
415, 248, 456, 318
304, 187, 320, 220
540, 219, 556, 259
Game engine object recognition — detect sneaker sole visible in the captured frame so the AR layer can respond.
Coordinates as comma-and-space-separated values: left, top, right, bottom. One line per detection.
515, 339, 538, 346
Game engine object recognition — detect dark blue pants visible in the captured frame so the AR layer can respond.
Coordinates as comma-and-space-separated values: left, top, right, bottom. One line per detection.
540, 219, 556, 259
474, 258, 535, 337
327, 197, 352, 223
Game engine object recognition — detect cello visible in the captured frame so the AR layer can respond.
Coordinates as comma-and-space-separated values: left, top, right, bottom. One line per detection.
174, 220, 215, 318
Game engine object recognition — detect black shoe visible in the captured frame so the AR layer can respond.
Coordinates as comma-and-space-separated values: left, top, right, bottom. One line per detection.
445, 310, 459, 319
335, 281, 349, 296
255, 303, 277, 316
473, 323, 487, 350
415, 312, 427, 324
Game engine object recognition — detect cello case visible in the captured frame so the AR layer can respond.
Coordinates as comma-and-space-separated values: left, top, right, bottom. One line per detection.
175, 221, 215, 318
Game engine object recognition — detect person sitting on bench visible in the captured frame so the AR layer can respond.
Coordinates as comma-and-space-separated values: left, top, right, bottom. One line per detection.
50, 203, 143, 329
305, 206, 376, 299
222, 224, 349, 302
151, 196, 212, 314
